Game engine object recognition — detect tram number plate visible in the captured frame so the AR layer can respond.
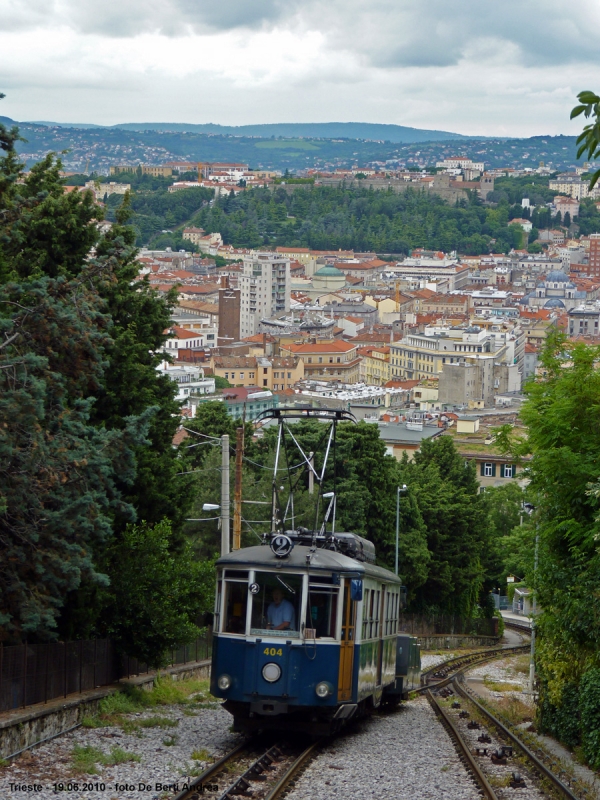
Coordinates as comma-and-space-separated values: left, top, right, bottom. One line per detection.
264, 647, 283, 656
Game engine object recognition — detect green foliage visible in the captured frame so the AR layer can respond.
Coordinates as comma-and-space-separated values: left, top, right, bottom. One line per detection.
571, 91, 600, 189
106, 185, 213, 245
174, 184, 546, 255
406, 437, 489, 615
0, 106, 210, 653
579, 668, 600, 768
505, 330, 600, 766
0, 268, 147, 640
214, 375, 232, 389
103, 520, 214, 666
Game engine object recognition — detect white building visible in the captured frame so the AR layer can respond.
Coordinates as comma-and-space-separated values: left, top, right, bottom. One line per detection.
157, 363, 215, 402
239, 252, 291, 338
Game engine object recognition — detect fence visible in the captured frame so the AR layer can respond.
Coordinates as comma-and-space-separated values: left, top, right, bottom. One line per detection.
0, 632, 212, 714
398, 613, 498, 638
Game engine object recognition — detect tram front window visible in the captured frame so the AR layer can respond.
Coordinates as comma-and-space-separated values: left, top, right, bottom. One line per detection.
223, 572, 249, 634
250, 572, 302, 637
305, 584, 338, 639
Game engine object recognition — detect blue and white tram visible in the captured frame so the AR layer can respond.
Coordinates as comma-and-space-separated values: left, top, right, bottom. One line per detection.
210, 533, 420, 734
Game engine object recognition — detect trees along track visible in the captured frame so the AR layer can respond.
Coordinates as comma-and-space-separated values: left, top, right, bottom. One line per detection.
423, 623, 585, 800
171, 738, 323, 800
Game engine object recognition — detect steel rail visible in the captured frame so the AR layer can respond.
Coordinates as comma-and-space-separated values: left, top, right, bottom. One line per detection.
171, 740, 248, 800
454, 676, 582, 800
426, 689, 500, 800
417, 644, 529, 694
264, 740, 324, 800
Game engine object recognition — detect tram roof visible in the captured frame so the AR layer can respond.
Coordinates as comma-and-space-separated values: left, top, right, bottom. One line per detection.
217, 544, 402, 584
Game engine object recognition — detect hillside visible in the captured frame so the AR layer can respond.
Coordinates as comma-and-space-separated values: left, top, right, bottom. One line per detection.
28, 120, 468, 143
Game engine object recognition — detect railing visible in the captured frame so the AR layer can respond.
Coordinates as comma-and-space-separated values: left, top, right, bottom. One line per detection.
398, 613, 498, 638
0, 632, 212, 714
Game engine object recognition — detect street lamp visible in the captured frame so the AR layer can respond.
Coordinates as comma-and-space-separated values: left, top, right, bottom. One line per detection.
395, 485, 408, 577
322, 492, 336, 535
522, 502, 538, 694
186, 503, 221, 522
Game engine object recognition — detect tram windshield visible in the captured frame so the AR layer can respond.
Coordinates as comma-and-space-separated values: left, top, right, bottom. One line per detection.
250, 572, 303, 638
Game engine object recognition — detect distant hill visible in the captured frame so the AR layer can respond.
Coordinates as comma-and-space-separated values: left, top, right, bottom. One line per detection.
26, 120, 468, 144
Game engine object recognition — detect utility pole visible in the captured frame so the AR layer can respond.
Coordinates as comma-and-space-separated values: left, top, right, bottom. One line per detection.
233, 426, 244, 550
308, 452, 314, 495
395, 484, 407, 576
529, 527, 539, 693
221, 434, 230, 555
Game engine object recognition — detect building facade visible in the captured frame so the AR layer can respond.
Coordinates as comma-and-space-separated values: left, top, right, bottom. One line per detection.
239, 252, 291, 338
281, 340, 361, 383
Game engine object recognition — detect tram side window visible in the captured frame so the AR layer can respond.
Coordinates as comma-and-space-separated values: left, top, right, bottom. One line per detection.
362, 589, 371, 640
224, 580, 248, 634
250, 572, 303, 637
305, 584, 338, 638
373, 589, 381, 638
384, 590, 398, 635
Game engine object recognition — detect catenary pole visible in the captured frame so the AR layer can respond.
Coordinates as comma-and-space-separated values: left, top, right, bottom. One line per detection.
233, 426, 244, 550
221, 434, 230, 555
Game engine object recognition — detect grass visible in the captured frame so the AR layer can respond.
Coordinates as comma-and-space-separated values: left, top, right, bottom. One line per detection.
71, 744, 141, 774
483, 679, 524, 693
0, 758, 8, 769
191, 748, 211, 761
512, 655, 531, 675
163, 735, 179, 747
81, 677, 212, 731
492, 696, 534, 725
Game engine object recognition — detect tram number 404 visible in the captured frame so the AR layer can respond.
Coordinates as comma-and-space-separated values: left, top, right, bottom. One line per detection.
264, 647, 283, 656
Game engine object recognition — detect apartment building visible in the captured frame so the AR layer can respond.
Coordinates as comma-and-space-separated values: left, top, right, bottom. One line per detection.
210, 355, 303, 390
363, 347, 391, 386
239, 252, 291, 338
280, 340, 361, 383
588, 234, 600, 278
390, 326, 497, 381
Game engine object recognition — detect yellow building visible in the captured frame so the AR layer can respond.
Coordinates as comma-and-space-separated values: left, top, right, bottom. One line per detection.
363, 346, 391, 386
280, 340, 360, 383
210, 355, 304, 390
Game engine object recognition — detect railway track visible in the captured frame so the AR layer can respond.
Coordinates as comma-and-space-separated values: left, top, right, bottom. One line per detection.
425, 648, 591, 800
173, 622, 535, 800
171, 737, 322, 800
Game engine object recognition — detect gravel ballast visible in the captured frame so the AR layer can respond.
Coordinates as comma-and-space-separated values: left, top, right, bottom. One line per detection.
0, 704, 240, 800
286, 697, 481, 800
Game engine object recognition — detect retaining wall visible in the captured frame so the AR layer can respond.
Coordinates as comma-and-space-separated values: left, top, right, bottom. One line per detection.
416, 634, 501, 649
0, 659, 210, 761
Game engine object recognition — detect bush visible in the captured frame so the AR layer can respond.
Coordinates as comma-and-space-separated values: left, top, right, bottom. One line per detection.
537, 681, 581, 749
580, 668, 600, 768
105, 520, 214, 667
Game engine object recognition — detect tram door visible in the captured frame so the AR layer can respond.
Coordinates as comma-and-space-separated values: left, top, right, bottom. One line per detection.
338, 581, 356, 702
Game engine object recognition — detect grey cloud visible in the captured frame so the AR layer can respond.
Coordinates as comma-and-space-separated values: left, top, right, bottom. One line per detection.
2, 0, 599, 71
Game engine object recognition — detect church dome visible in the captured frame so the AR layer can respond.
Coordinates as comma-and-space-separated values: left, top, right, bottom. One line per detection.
544, 298, 565, 308
314, 266, 342, 277
546, 270, 569, 282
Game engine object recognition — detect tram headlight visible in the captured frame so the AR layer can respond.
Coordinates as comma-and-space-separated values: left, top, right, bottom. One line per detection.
315, 681, 333, 698
262, 663, 282, 683
217, 674, 232, 691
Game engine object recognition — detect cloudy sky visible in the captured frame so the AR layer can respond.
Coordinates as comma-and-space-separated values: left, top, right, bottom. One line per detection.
1, 0, 599, 136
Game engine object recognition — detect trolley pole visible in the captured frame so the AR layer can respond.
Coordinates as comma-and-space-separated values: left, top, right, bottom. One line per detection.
221, 434, 230, 555
308, 452, 314, 494
233, 426, 244, 550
